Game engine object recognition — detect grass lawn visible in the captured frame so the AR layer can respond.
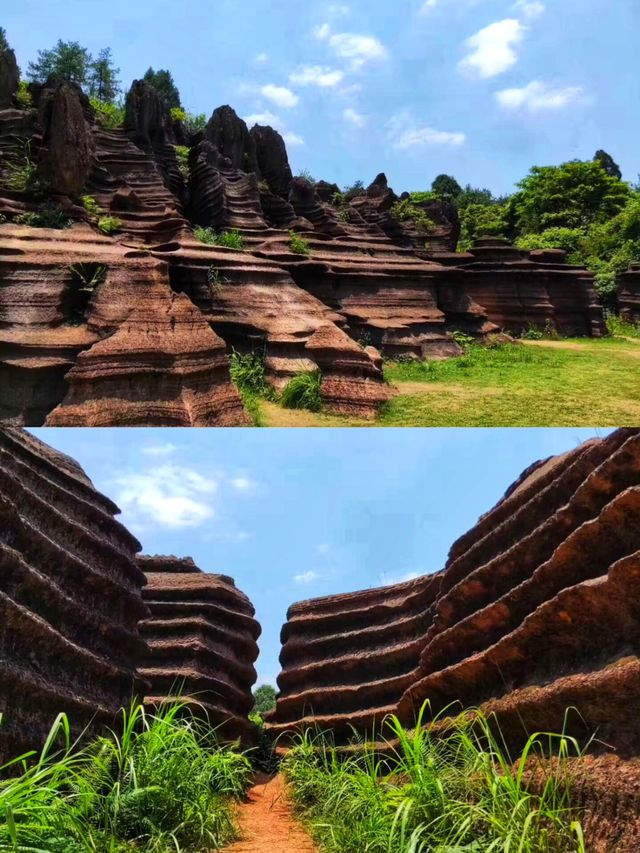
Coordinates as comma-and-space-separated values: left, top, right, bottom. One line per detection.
257, 338, 640, 427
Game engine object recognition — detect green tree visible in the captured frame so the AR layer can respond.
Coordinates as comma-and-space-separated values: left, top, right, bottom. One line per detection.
594, 149, 622, 180
431, 174, 462, 198
515, 160, 630, 233
0, 27, 9, 52
456, 185, 497, 209
459, 202, 510, 250
252, 684, 277, 714
27, 39, 93, 87
143, 67, 181, 108
88, 47, 120, 102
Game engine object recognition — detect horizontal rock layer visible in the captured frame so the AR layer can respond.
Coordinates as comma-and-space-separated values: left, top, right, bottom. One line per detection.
138, 555, 261, 744
0, 427, 148, 762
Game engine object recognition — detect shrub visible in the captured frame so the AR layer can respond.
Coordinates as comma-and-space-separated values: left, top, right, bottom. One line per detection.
390, 198, 435, 233
194, 225, 216, 244
89, 97, 124, 129
281, 370, 323, 412
81, 194, 102, 217
606, 312, 640, 339
229, 350, 272, 397
16, 80, 33, 109
343, 180, 365, 201
184, 112, 207, 136
1, 141, 39, 193
215, 229, 245, 250
174, 144, 190, 182
289, 231, 310, 256
15, 204, 70, 229
296, 169, 315, 183
97, 215, 122, 235
169, 106, 187, 123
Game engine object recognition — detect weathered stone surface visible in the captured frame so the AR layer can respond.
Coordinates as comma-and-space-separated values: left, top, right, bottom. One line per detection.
38, 82, 95, 197
137, 555, 260, 744
124, 79, 174, 149
250, 124, 292, 198
0, 45, 19, 108
269, 429, 640, 848
0, 427, 148, 762
619, 263, 640, 323
205, 105, 258, 174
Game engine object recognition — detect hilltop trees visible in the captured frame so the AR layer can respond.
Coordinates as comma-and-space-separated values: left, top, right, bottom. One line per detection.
594, 149, 622, 180
88, 47, 120, 102
143, 67, 181, 108
432, 174, 462, 199
27, 39, 121, 102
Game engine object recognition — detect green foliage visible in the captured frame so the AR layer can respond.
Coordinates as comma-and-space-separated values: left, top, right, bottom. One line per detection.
289, 230, 311, 255
143, 67, 181, 108
193, 227, 245, 250
594, 149, 622, 180
214, 229, 246, 250
1, 140, 39, 193
88, 47, 120, 102
283, 704, 586, 853
16, 80, 33, 109
515, 227, 585, 260
27, 39, 93, 86
296, 169, 315, 182
456, 185, 498, 209
606, 312, 640, 338
0, 27, 8, 52
90, 97, 125, 129
281, 370, 323, 412
343, 179, 365, 201
0, 702, 251, 851
408, 190, 438, 204
174, 145, 190, 181
170, 106, 187, 123
81, 194, 103, 217
15, 204, 70, 229
431, 173, 462, 198
252, 684, 277, 714
229, 349, 276, 424
97, 215, 122, 235
391, 198, 435, 233
459, 202, 510, 250
207, 266, 229, 299
184, 112, 207, 136
515, 160, 630, 233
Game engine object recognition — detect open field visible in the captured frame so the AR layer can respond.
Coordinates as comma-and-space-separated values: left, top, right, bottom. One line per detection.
258, 338, 640, 427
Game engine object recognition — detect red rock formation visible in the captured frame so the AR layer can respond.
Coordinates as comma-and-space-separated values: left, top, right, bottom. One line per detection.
0, 427, 149, 762
250, 124, 293, 199
205, 105, 259, 175
137, 555, 260, 744
0, 42, 19, 108
38, 82, 95, 198
619, 263, 640, 323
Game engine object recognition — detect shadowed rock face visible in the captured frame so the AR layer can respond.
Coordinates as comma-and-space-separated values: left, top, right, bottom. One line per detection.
205, 105, 258, 174
0, 44, 19, 108
0, 427, 149, 763
250, 124, 293, 198
137, 555, 261, 744
619, 263, 640, 323
269, 429, 640, 849
38, 82, 95, 198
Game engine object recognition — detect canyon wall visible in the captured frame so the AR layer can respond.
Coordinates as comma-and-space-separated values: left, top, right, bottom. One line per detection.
138, 555, 261, 745
0, 427, 148, 762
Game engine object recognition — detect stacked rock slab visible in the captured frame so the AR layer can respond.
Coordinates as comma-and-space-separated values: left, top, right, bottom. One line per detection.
618, 263, 640, 323
0, 428, 149, 763
137, 556, 261, 744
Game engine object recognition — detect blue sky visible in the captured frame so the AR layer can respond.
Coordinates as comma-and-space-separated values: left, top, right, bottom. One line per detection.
4, 0, 638, 195
31, 427, 610, 685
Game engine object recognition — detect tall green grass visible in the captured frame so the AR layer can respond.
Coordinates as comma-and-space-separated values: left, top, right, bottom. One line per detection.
0, 702, 251, 852
282, 704, 586, 853
281, 371, 323, 412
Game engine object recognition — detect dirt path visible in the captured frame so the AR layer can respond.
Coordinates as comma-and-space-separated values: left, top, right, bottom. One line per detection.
225, 773, 318, 852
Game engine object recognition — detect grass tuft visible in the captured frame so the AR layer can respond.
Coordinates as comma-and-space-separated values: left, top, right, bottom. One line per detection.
281, 371, 323, 412
98, 215, 122, 235
289, 231, 311, 256
283, 703, 586, 853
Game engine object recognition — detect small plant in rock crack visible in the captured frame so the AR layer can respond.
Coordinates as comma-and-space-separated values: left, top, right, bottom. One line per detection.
174, 145, 190, 182
67, 263, 107, 323
214, 229, 245, 251
81, 195, 103, 218
97, 215, 122, 235
288, 231, 311, 256
207, 266, 229, 300
1, 139, 40, 194
194, 225, 216, 244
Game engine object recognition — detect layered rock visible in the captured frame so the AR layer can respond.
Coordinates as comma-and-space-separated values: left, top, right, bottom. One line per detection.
0, 42, 19, 108
205, 105, 258, 174
0, 428, 148, 762
619, 263, 640, 323
250, 124, 292, 198
137, 555, 260, 744
38, 82, 95, 198
270, 428, 640, 754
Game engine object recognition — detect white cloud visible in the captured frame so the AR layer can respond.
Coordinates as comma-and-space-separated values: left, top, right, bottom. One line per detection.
261, 84, 299, 108
283, 130, 305, 147
388, 112, 465, 149
384, 570, 420, 586
496, 80, 586, 111
512, 0, 545, 19
294, 570, 320, 584
244, 110, 282, 127
114, 464, 217, 530
230, 475, 257, 492
327, 31, 388, 70
459, 18, 524, 78
141, 442, 177, 457
315, 22, 332, 40
290, 65, 345, 88
343, 107, 366, 128
253, 52, 269, 65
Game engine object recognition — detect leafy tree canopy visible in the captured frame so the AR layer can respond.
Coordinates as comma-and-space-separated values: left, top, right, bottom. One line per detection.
252, 684, 277, 714
431, 174, 462, 198
594, 149, 622, 180
88, 47, 120, 103
515, 160, 630, 233
456, 185, 498, 209
459, 203, 510, 251
0, 27, 9, 53
143, 67, 181, 109
27, 40, 120, 103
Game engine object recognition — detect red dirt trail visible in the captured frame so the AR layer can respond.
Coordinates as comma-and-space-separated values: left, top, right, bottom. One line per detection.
225, 773, 318, 852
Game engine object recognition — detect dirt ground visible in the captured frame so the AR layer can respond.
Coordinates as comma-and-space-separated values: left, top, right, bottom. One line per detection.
225, 773, 317, 852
